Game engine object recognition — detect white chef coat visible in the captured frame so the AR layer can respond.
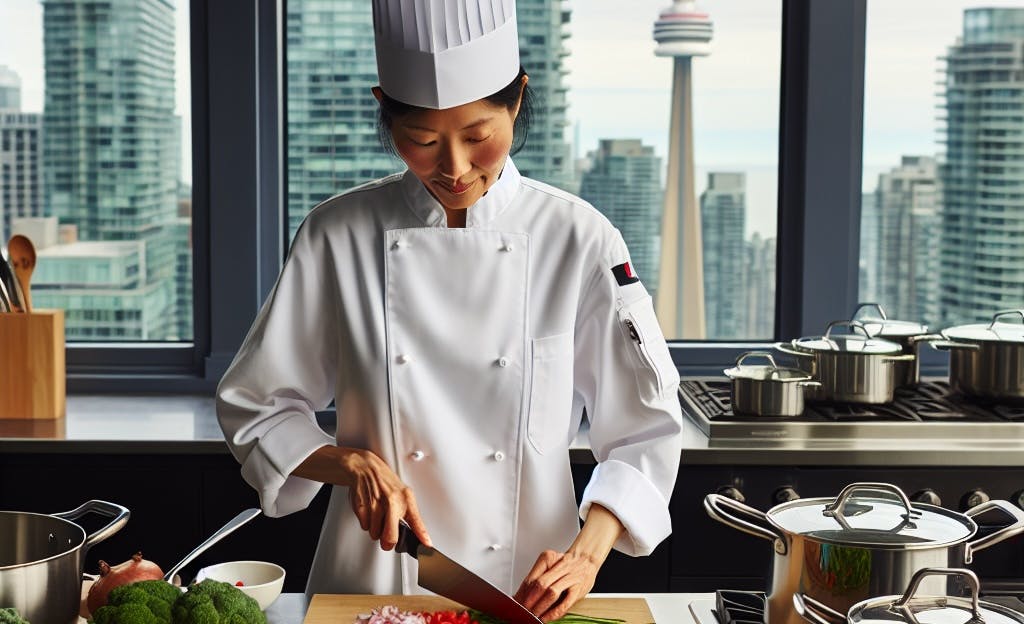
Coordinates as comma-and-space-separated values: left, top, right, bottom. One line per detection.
216, 158, 683, 597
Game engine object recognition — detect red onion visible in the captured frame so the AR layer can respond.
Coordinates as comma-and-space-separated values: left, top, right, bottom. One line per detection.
86, 551, 165, 614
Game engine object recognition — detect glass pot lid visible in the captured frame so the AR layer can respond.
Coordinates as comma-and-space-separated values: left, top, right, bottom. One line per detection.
943, 310, 1024, 344
852, 303, 929, 338
767, 483, 975, 548
724, 351, 813, 382
848, 569, 1024, 624
792, 321, 904, 355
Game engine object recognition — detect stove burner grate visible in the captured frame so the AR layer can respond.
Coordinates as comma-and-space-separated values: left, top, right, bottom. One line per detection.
714, 590, 766, 624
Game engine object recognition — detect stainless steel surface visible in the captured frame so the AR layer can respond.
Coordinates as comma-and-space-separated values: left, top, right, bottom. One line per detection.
396, 523, 542, 624
163, 508, 261, 583
0, 245, 21, 312
0, 500, 128, 624
0, 274, 10, 312
704, 484, 1024, 624
725, 352, 818, 417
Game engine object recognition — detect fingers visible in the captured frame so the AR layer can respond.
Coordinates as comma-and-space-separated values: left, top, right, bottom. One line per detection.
514, 550, 561, 605
537, 578, 584, 622
403, 491, 432, 547
516, 551, 598, 621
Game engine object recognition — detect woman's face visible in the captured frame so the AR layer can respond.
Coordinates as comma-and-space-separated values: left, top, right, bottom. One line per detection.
382, 91, 519, 212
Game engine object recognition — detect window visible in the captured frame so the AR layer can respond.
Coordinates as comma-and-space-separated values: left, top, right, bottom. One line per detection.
0, 0, 192, 343
861, 0, 1024, 330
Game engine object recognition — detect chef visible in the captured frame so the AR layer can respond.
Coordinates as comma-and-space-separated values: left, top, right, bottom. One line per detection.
216, 0, 683, 620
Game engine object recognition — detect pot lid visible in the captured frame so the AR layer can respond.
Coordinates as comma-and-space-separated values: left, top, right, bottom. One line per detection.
724, 351, 813, 382
852, 303, 929, 338
792, 321, 904, 355
768, 483, 975, 548
847, 569, 1024, 624
942, 310, 1024, 344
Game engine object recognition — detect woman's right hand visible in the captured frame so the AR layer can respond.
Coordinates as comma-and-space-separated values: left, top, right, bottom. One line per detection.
293, 446, 432, 551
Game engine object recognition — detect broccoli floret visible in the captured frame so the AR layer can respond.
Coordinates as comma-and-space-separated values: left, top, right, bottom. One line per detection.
89, 579, 181, 624
0, 607, 29, 624
170, 579, 266, 624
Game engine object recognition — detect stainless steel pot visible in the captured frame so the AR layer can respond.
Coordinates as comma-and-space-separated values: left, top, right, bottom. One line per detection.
851, 303, 934, 387
931, 310, 1024, 400
775, 321, 913, 403
724, 352, 822, 417
794, 568, 1024, 624
0, 500, 129, 624
704, 482, 1024, 624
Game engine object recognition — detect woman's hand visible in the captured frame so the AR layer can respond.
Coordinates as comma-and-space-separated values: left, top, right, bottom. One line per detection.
292, 446, 431, 551
513, 504, 625, 622
513, 550, 600, 622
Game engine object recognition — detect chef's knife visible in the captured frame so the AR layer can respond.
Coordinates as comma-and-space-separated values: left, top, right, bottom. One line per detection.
396, 523, 543, 624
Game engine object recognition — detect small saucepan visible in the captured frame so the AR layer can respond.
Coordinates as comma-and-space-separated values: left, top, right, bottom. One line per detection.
851, 303, 935, 386
794, 567, 1024, 624
724, 351, 821, 417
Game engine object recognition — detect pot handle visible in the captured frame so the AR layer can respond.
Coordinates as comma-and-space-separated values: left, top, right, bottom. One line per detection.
964, 499, 1024, 563
792, 593, 846, 624
990, 309, 1024, 329
53, 499, 130, 550
852, 303, 888, 322
735, 351, 781, 369
928, 340, 981, 352
704, 493, 788, 555
882, 354, 917, 363
823, 482, 920, 522
891, 568, 981, 616
774, 342, 815, 359
824, 320, 872, 340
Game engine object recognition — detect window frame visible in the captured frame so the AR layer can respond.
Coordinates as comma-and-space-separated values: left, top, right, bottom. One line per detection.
71, 0, 951, 390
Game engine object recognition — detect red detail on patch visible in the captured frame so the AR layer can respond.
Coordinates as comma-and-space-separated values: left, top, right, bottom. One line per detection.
624, 263, 635, 279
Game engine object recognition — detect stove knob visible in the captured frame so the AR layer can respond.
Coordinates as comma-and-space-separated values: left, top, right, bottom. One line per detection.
910, 489, 942, 507
773, 486, 800, 504
716, 486, 745, 503
960, 489, 990, 511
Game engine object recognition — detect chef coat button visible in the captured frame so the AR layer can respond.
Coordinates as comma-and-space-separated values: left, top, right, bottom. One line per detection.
488, 543, 502, 551
397, 354, 411, 364
391, 240, 402, 250
493, 451, 505, 462
497, 357, 509, 368
501, 243, 513, 252
410, 450, 425, 461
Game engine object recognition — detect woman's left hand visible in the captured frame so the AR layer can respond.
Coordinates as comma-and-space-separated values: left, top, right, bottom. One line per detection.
513, 549, 600, 622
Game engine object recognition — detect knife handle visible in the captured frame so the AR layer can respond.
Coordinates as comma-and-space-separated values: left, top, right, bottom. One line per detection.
395, 521, 420, 558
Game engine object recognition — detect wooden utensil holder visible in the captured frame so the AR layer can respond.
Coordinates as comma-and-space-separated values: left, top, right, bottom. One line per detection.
0, 310, 66, 419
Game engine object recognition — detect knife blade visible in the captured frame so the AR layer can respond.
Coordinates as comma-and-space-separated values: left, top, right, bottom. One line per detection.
396, 523, 543, 624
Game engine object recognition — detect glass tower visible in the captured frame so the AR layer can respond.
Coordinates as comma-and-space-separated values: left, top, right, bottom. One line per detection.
700, 172, 745, 339
578, 139, 663, 300
285, 0, 574, 238
1, 111, 43, 243
41, 0, 184, 339
940, 8, 1024, 325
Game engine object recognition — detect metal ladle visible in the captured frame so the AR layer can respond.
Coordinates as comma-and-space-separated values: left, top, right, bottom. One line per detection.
163, 508, 261, 585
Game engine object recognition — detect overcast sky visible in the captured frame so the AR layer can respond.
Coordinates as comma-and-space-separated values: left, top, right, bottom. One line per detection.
2, 0, 1023, 237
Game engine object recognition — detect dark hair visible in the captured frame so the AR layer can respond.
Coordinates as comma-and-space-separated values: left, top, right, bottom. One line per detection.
376, 66, 533, 156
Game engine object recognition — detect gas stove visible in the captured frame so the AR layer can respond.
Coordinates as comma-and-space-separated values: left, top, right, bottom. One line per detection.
679, 379, 1024, 441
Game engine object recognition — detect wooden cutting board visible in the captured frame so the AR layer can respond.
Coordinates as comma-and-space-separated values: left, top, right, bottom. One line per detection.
304, 594, 656, 623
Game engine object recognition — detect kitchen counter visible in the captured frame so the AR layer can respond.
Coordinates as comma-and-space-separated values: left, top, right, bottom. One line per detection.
3, 393, 1024, 465
259, 592, 707, 624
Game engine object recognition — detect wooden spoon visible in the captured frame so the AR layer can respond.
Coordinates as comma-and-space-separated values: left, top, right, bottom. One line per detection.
8, 235, 36, 313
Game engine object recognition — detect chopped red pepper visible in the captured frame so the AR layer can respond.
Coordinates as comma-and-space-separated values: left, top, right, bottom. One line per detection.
235, 580, 245, 586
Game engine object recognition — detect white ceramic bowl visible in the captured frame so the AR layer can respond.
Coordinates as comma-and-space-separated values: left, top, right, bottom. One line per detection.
195, 560, 286, 610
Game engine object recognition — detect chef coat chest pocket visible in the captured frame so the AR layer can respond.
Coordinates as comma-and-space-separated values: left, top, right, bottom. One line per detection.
618, 296, 677, 402
527, 333, 573, 455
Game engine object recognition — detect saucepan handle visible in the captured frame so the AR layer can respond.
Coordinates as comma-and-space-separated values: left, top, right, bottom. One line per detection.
851, 303, 888, 322
704, 494, 788, 555
964, 499, 1024, 563
928, 340, 981, 352
793, 593, 846, 624
53, 499, 130, 550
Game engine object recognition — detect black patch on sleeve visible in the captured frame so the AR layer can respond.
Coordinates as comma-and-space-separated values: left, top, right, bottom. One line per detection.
611, 262, 640, 286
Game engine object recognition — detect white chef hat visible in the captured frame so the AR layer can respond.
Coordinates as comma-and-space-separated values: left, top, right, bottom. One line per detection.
372, 0, 521, 110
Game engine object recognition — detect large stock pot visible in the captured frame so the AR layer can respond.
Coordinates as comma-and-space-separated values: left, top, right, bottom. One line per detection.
704, 483, 1024, 624
931, 310, 1024, 400
0, 500, 129, 624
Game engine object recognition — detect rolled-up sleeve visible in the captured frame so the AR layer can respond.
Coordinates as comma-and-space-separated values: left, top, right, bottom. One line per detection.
574, 231, 683, 556
216, 214, 340, 517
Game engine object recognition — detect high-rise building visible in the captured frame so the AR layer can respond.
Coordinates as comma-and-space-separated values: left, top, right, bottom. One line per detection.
578, 139, 663, 299
515, 0, 573, 191
652, 0, 712, 338
1, 111, 43, 243
874, 156, 939, 325
700, 172, 745, 338
41, 0, 183, 340
0, 66, 21, 111
940, 8, 1024, 325
745, 232, 776, 339
285, 0, 574, 237
859, 191, 880, 303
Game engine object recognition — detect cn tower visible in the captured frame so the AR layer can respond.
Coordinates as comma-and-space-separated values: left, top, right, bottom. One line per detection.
653, 1, 712, 339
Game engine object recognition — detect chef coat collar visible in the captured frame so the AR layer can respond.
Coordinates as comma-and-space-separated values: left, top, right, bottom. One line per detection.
400, 158, 522, 228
